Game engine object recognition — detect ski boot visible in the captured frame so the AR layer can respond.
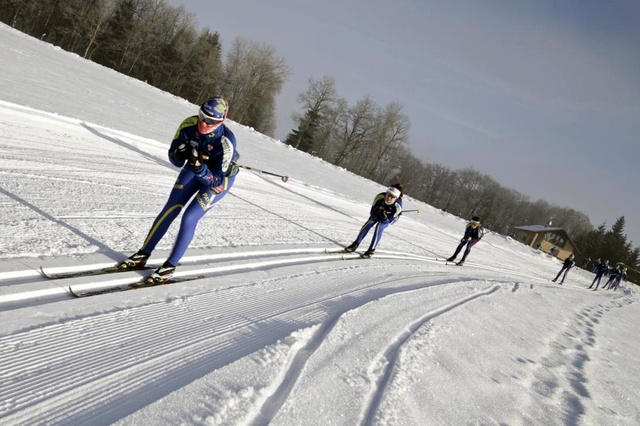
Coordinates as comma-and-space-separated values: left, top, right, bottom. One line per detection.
344, 242, 359, 253
119, 249, 150, 270
362, 249, 375, 259
146, 261, 176, 284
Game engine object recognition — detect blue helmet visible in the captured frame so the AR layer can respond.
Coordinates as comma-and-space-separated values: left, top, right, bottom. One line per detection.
199, 96, 228, 123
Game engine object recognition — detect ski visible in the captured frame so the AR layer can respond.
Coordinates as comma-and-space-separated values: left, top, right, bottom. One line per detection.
438, 257, 463, 266
68, 275, 206, 298
324, 248, 351, 254
40, 265, 151, 280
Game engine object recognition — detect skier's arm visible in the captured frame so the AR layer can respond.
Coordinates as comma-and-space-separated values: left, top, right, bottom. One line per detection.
193, 134, 237, 192
168, 117, 197, 167
369, 194, 385, 220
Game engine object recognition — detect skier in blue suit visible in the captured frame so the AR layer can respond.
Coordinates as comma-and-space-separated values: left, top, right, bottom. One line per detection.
588, 259, 610, 290
344, 184, 404, 258
552, 254, 575, 284
120, 95, 239, 283
446, 216, 485, 266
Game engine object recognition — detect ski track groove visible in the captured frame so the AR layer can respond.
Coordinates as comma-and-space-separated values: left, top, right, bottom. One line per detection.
249, 282, 502, 426
0, 263, 457, 424
0, 248, 558, 424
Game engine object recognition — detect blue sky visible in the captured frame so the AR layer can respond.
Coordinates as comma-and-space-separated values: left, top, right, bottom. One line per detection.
170, 0, 640, 244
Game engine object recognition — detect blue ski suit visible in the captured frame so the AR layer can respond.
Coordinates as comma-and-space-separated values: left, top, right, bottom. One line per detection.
140, 116, 239, 265
352, 192, 403, 252
589, 261, 610, 290
448, 222, 484, 263
552, 256, 575, 284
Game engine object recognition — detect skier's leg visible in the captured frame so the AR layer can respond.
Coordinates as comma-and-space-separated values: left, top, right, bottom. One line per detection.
367, 222, 389, 251
353, 219, 377, 246
167, 176, 235, 266
459, 239, 479, 263
553, 268, 564, 282
448, 240, 467, 261
593, 276, 602, 290
141, 168, 199, 254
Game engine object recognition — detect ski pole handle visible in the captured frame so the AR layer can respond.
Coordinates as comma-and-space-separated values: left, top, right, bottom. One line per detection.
233, 163, 289, 182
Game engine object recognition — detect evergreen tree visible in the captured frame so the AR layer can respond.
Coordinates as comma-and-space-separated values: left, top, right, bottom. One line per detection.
284, 109, 320, 153
603, 216, 627, 263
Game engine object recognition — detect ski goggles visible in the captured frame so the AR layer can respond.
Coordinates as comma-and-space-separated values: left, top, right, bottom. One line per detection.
198, 109, 225, 125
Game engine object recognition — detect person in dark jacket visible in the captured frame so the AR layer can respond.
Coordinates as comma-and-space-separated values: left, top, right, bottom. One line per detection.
602, 265, 620, 290
119, 95, 239, 283
344, 184, 403, 258
610, 267, 628, 291
588, 259, 610, 290
446, 216, 484, 266
552, 254, 575, 284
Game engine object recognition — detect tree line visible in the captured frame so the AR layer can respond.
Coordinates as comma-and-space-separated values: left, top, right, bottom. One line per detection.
2, 0, 637, 282
0, 0, 289, 134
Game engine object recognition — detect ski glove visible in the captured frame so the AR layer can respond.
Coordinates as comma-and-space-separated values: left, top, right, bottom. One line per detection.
375, 208, 388, 222
192, 164, 219, 188
173, 140, 198, 163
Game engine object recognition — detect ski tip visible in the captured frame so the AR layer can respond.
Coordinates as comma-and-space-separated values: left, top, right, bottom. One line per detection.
39, 266, 53, 279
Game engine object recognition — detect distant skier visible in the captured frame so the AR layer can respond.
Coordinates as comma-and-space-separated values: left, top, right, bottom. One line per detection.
603, 264, 626, 290
119, 96, 239, 283
610, 267, 628, 291
344, 184, 404, 258
588, 259, 610, 290
446, 216, 484, 266
552, 254, 575, 284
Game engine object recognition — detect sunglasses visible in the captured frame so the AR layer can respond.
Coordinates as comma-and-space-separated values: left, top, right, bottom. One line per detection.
198, 110, 225, 125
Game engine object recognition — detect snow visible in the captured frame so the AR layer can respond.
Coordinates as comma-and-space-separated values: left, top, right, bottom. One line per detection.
1, 23, 639, 426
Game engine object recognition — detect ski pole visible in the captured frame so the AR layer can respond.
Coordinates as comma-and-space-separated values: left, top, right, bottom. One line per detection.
403, 209, 421, 214
233, 163, 289, 182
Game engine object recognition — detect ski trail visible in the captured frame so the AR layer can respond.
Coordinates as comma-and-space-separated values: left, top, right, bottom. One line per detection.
249, 314, 342, 426
0, 267, 468, 425
359, 284, 500, 425
246, 282, 500, 426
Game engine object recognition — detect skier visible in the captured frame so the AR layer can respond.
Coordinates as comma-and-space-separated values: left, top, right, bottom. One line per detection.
551, 253, 575, 284
344, 184, 404, 258
588, 259, 610, 290
446, 216, 484, 266
603, 264, 627, 290
611, 267, 628, 291
119, 95, 239, 283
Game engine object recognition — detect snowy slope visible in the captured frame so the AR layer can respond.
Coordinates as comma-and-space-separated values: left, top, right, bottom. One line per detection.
0, 24, 639, 426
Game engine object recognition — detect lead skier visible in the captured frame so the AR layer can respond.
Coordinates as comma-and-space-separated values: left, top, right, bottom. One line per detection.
119, 95, 239, 283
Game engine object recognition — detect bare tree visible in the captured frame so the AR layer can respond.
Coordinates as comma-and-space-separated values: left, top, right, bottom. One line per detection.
363, 102, 410, 182
221, 37, 290, 134
333, 96, 377, 167
286, 76, 338, 151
